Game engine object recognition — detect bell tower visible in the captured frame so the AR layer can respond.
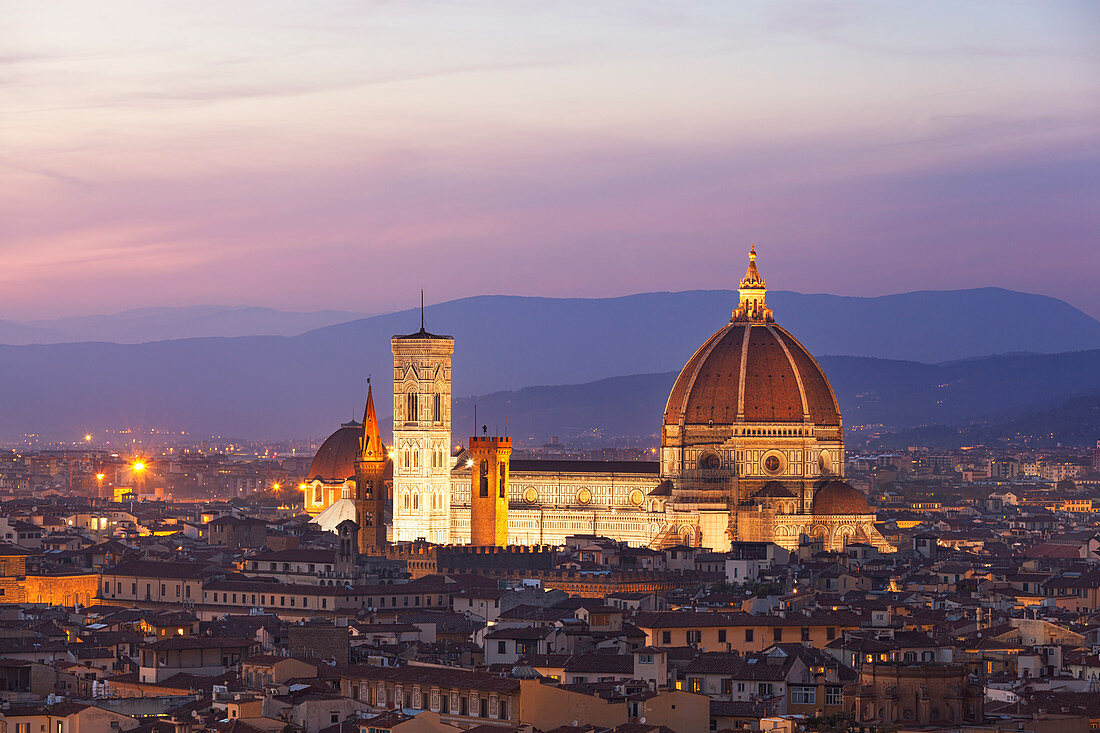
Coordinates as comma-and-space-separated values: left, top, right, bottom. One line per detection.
354, 381, 388, 551
469, 433, 511, 547
391, 297, 454, 544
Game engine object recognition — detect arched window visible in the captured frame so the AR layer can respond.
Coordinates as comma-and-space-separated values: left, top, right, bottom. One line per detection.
432, 393, 441, 422
499, 461, 507, 498
479, 460, 489, 498
406, 392, 418, 422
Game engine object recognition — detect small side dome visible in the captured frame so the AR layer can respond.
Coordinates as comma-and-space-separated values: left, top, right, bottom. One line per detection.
754, 481, 796, 499
812, 480, 872, 515
307, 422, 361, 482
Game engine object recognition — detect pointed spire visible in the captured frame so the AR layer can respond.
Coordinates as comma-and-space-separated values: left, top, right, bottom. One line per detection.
732, 245, 774, 323
740, 244, 765, 289
360, 380, 385, 462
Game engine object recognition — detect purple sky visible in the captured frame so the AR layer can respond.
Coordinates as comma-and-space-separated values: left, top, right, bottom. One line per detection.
2, 1, 1099, 320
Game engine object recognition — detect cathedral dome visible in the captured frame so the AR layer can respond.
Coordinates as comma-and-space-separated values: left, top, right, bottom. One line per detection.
663, 323, 840, 427
307, 422, 362, 481
812, 480, 872, 515
663, 248, 840, 429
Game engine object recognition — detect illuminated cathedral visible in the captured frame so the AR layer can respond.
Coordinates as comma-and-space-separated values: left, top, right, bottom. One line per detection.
304, 249, 892, 553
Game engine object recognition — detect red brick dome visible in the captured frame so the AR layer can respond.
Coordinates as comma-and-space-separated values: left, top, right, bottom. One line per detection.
663, 322, 841, 427
307, 422, 362, 481
812, 480, 872, 515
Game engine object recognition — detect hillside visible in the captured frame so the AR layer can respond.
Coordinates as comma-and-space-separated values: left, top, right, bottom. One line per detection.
1, 289, 1099, 440
2, 288, 1097, 358
11, 306, 367, 344
438, 350, 1100, 448
879, 394, 1100, 449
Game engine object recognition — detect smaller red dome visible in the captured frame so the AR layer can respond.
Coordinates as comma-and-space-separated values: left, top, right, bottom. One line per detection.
755, 482, 796, 499
812, 481, 872, 515
307, 423, 361, 481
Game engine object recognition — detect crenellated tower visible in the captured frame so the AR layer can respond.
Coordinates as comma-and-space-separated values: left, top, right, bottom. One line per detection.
468, 434, 511, 547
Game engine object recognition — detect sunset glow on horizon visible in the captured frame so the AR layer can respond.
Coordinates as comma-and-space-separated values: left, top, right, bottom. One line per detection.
2, 1, 1098, 319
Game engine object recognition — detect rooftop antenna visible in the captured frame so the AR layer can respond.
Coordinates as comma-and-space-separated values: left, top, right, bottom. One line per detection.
473, 404, 477, 439
420, 289, 425, 331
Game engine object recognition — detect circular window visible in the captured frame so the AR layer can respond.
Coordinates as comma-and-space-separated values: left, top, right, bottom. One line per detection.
762, 451, 785, 476
576, 487, 592, 505
699, 453, 720, 471
628, 489, 644, 507
522, 487, 538, 504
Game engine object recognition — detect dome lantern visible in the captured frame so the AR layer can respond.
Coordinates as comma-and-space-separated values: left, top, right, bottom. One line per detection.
732, 245, 774, 323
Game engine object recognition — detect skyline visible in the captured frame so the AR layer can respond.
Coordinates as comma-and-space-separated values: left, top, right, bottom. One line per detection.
3, 2, 1099, 320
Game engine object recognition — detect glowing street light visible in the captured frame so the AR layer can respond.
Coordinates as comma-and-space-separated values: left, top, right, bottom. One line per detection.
131, 461, 146, 472
84, 434, 92, 442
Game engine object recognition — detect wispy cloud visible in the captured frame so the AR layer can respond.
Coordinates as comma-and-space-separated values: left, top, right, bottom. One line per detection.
0, 1, 1096, 320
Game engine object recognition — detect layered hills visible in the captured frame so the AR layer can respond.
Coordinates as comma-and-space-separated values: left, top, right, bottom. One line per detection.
0, 288, 1097, 442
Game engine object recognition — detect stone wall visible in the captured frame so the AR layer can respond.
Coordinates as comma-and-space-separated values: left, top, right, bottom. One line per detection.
25, 573, 100, 606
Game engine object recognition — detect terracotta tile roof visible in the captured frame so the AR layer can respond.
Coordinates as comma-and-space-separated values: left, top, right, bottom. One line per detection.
339, 663, 520, 694
142, 636, 255, 651
664, 323, 840, 427
103, 560, 219, 579
563, 654, 634, 675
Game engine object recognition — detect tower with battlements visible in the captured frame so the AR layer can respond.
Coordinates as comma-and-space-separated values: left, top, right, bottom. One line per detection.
469, 435, 512, 546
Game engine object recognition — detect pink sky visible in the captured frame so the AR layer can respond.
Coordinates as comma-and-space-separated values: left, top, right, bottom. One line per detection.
2, 1, 1098, 319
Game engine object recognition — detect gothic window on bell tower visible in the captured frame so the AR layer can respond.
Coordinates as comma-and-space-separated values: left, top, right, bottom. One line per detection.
406, 392, 418, 423
432, 393, 441, 422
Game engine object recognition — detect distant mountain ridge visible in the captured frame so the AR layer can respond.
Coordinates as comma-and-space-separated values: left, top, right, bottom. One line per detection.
0, 288, 1098, 440
3, 305, 368, 344
881, 394, 1100, 448
436, 349, 1100, 447
1, 287, 1098, 357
